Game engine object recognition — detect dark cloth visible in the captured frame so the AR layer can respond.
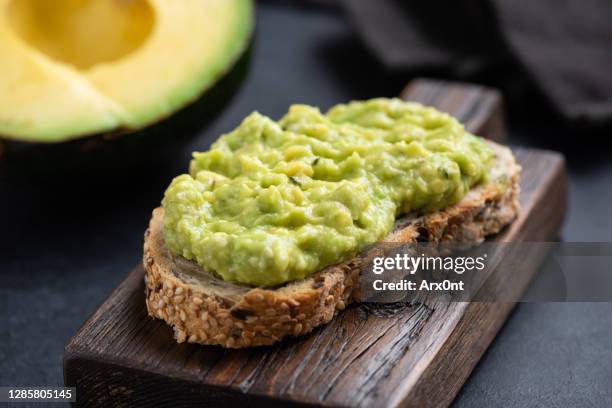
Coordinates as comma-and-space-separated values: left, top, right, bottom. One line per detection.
341, 0, 612, 124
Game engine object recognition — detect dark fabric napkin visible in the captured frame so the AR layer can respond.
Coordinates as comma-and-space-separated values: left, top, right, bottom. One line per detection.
341, 0, 612, 125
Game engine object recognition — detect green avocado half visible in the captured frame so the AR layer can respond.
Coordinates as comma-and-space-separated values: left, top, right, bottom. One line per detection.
0, 0, 253, 143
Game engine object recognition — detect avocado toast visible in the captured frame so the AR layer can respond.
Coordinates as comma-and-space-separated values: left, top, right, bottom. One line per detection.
143, 99, 520, 348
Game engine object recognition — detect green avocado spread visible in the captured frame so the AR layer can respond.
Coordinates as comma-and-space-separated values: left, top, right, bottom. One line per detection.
162, 98, 493, 286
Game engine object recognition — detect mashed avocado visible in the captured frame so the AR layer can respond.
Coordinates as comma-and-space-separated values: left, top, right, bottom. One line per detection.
162, 98, 493, 286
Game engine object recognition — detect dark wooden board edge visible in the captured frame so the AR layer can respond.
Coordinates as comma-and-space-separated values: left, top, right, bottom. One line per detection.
402, 78, 506, 143
64, 352, 313, 408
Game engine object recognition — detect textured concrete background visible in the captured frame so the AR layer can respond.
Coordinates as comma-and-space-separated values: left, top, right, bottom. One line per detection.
1, 3, 611, 407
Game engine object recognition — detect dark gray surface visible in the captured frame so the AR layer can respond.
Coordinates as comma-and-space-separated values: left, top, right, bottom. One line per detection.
1, 3, 611, 407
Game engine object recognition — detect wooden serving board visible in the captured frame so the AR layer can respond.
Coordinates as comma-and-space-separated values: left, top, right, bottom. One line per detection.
64, 80, 567, 408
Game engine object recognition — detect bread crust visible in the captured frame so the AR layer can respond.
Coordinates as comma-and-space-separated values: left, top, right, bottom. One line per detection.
143, 142, 520, 348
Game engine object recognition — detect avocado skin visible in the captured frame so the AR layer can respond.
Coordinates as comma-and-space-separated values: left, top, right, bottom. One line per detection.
0, 45, 252, 180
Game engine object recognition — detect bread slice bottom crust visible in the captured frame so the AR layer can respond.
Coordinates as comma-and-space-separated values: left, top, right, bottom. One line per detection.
143, 142, 520, 348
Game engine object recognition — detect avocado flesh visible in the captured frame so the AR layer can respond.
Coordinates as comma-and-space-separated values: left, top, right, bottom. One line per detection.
0, 0, 253, 143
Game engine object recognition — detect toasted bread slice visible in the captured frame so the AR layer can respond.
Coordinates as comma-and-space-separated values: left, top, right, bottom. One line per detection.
143, 141, 520, 348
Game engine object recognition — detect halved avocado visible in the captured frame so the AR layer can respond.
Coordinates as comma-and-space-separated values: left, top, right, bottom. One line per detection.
0, 0, 253, 143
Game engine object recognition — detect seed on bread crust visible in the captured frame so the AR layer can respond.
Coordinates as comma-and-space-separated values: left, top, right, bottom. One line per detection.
248, 293, 264, 303
231, 308, 255, 320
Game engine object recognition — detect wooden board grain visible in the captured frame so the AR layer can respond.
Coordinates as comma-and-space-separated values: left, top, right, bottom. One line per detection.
64, 81, 566, 408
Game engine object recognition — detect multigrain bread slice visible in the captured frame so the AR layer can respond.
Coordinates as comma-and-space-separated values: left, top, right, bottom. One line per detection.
143, 141, 520, 348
